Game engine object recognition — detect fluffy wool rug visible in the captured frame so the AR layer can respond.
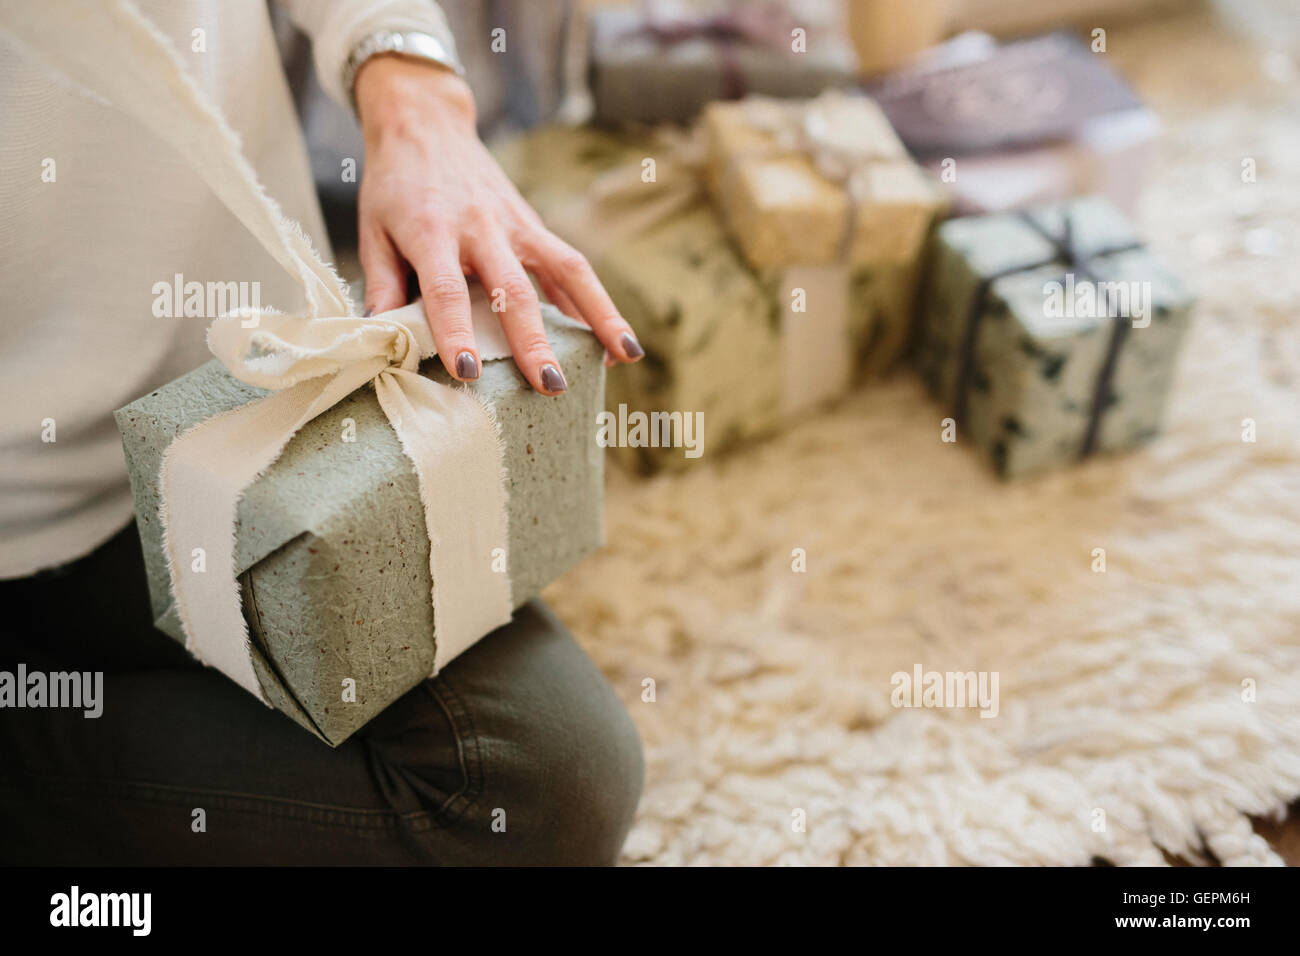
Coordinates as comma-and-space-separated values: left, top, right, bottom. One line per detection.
542, 3, 1300, 865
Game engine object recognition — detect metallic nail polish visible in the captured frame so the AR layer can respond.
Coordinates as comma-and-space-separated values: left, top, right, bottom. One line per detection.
540, 364, 567, 393
621, 332, 645, 359
456, 351, 480, 381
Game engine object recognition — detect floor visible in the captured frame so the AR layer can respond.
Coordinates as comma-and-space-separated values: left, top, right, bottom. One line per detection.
544, 0, 1300, 865
1250, 803, 1300, 864
333, 0, 1300, 865
1113, 0, 1300, 865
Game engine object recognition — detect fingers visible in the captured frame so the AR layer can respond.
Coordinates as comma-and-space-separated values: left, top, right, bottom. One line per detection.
524, 232, 644, 364
538, 274, 617, 367
359, 226, 409, 316
388, 201, 638, 392
536, 274, 582, 324
538, 275, 618, 367
471, 232, 566, 396
408, 235, 480, 382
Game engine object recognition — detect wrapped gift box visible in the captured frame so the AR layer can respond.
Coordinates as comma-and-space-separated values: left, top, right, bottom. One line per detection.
588, 3, 857, 125
701, 93, 945, 271
914, 197, 1194, 478
498, 123, 892, 470
599, 203, 785, 470
599, 209, 892, 471
115, 314, 605, 745
869, 32, 1160, 217
700, 93, 946, 378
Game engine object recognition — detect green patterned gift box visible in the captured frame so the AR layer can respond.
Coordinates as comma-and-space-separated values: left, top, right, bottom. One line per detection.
915, 197, 1195, 479
497, 124, 913, 471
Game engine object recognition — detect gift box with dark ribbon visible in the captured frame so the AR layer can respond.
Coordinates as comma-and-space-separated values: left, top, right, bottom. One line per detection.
588, 0, 858, 125
915, 197, 1195, 478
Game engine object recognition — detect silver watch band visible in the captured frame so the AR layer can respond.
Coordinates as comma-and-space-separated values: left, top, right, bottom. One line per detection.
343, 30, 465, 110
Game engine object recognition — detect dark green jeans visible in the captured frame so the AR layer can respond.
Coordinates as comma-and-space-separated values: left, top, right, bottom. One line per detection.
0, 524, 643, 865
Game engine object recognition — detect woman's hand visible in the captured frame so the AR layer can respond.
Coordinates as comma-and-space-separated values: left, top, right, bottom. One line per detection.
354, 56, 643, 394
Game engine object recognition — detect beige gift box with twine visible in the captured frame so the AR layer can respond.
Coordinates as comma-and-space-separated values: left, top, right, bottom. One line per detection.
700, 92, 947, 382
701, 92, 946, 273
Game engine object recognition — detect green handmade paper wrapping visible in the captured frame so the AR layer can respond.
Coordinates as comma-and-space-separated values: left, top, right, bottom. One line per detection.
915, 197, 1195, 478
497, 125, 904, 471
115, 317, 604, 745
588, 5, 858, 125
597, 203, 784, 470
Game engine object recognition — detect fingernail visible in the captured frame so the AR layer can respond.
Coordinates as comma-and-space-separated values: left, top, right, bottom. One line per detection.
456, 351, 480, 381
363, 308, 374, 318
540, 364, 567, 394
621, 332, 644, 360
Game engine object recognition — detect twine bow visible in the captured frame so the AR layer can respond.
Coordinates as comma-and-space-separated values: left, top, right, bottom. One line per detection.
737, 90, 904, 184
725, 91, 910, 263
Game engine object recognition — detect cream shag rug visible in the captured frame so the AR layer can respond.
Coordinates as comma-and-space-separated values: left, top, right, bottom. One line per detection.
544, 4, 1300, 865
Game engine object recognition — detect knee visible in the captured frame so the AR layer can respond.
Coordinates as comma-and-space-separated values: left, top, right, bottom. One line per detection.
529, 662, 645, 865
473, 603, 645, 865
367, 600, 644, 865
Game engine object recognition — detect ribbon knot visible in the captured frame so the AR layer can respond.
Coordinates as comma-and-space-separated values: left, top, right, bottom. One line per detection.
628, 0, 797, 100
735, 91, 908, 190
207, 307, 435, 392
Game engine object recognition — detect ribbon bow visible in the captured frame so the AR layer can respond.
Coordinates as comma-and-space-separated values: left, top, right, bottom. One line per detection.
4, 0, 516, 699
736, 90, 906, 192
175, 299, 514, 698
718, 91, 911, 266
634, 0, 797, 99
640, 0, 795, 48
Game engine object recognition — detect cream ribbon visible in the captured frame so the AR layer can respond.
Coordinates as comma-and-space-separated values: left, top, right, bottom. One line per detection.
725, 93, 897, 413
1, 0, 516, 699
722, 93, 915, 407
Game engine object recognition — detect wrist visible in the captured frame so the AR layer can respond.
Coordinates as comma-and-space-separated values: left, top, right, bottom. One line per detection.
356, 55, 477, 144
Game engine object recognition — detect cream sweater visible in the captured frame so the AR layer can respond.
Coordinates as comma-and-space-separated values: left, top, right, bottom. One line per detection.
0, 0, 456, 577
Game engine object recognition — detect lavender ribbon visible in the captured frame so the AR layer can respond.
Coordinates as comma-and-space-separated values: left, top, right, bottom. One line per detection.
635, 0, 796, 99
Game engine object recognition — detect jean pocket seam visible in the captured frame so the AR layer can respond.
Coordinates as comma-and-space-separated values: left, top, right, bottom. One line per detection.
421, 671, 485, 830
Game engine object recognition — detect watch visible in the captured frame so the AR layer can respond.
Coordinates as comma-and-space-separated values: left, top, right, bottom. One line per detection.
342, 30, 465, 110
